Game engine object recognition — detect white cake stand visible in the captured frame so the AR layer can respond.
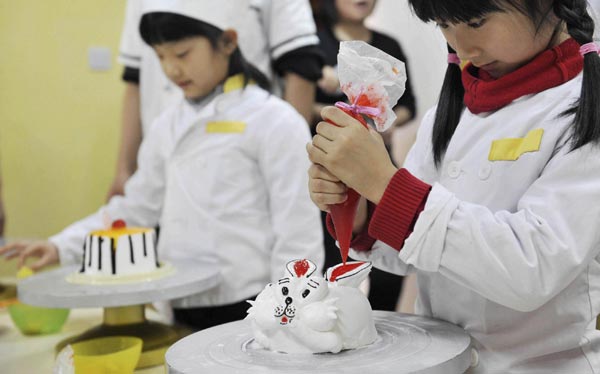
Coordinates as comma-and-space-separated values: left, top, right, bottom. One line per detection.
165, 311, 472, 374
17, 260, 220, 369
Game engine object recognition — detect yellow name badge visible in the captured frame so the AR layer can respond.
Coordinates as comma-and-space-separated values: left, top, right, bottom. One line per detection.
206, 121, 246, 134
488, 128, 544, 161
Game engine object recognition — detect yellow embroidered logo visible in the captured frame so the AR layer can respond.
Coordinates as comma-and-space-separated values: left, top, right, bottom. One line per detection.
206, 121, 246, 133
488, 128, 544, 161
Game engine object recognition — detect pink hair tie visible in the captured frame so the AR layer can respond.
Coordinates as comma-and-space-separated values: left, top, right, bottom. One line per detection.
448, 53, 461, 65
335, 101, 381, 117
580, 42, 600, 56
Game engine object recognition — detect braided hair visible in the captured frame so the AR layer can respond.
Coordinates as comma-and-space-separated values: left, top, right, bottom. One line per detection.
553, 0, 600, 150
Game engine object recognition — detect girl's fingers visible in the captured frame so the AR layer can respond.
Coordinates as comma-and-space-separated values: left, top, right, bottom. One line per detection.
312, 192, 347, 207
29, 256, 49, 271
309, 176, 347, 195
315, 121, 339, 140
308, 163, 341, 183
17, 244, 40, 268
306, 142, 327, 166
311, 134, 334, 155
0, 242, 26, 259
320, 106, 358, 128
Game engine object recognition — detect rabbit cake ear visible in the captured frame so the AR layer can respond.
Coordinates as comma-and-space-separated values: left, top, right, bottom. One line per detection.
286, 259, 317, 278
326, 261, 372, 288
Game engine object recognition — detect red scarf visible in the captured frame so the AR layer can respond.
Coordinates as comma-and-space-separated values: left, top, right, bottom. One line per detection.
462, 38, 583, 114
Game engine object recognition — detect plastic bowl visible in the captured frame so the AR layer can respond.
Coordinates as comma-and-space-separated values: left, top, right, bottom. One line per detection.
8, 302, 69, 335
71, 336, 142, 374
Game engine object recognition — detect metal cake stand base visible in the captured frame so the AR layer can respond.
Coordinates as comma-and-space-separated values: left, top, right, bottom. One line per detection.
18, 260, 220, 369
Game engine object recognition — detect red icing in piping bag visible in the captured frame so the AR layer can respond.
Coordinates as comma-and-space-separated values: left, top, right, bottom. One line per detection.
326, 97, 372, 265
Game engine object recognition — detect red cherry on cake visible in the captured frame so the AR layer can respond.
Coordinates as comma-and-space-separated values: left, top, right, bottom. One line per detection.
111, 219, 127, 229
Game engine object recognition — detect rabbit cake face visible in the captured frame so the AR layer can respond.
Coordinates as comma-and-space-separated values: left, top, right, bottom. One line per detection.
246, 259, 377, 354
273, 275, 329, 325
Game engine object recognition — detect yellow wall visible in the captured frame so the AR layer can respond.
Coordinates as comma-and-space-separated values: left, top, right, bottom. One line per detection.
0, 1, 125, 238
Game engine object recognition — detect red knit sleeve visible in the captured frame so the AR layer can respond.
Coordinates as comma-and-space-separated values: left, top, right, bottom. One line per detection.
326, 168, 431, 252
368, 168, 431, 251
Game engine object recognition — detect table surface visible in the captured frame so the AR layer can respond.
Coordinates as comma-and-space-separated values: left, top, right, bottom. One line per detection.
0, 306, 167, 374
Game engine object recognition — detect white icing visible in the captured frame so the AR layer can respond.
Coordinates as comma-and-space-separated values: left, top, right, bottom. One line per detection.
80, 229, 158, 277
246, 260, 377, 354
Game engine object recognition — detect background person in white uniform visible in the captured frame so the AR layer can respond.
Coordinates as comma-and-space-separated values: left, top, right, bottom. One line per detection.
307, 0, 600, 372
107, 0, 323, 199
0, 0, 324, 331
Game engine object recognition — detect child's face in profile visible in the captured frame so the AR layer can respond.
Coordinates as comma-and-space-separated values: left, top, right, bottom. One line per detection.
436, 8, 565, 78
153, 36, 230, 100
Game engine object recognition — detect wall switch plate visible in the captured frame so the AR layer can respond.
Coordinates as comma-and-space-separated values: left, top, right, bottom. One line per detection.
88, 47, 112, 71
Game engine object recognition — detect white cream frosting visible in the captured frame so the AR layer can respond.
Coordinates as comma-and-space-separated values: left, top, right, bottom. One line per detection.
246, 259, 377, 354
80, 228, 159, 277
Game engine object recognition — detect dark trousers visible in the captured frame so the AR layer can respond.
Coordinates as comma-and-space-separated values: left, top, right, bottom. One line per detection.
321, 210, 403, 311
173, 297, 255, 331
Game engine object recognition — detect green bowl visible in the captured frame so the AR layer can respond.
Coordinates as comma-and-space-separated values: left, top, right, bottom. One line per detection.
8, 302, 70, 335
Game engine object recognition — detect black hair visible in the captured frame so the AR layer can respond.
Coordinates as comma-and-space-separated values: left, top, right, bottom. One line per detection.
408, 0, 600, 167
318, 0, 340, 29
139, 12, 270, 91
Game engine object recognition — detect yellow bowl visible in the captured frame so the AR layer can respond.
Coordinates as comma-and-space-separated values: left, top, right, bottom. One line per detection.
71, 336, 142, 374
8, 302, 69, 335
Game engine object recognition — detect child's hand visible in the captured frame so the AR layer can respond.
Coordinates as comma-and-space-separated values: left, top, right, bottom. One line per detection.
306, 163, 347, 212
308, 106, 398, 205
0, 240, 59, 271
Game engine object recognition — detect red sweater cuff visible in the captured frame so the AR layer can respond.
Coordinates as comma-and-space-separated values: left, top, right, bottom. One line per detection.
368, 168, 431, 251
325, 203, 377, 252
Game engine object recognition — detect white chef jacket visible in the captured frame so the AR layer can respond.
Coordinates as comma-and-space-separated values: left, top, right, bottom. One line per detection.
50, 78, 324, 307
351, 73, 600, 373
118, 0, 319, 135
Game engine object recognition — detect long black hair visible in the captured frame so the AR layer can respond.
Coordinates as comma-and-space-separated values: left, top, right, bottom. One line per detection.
139, 12, 270, 91
408, 0, 600, 167
316, 0, 340, 29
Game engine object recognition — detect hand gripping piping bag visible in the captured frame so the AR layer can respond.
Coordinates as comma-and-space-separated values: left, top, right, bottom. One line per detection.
327, 40, 406, 264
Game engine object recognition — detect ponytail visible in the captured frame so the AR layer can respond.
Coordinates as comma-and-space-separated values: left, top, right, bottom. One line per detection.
431, 46, 465, 167
553, 0, 600, 150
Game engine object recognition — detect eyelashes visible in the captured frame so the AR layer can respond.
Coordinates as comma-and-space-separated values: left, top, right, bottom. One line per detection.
435, 17, 488, 30
467, 18, 487, 28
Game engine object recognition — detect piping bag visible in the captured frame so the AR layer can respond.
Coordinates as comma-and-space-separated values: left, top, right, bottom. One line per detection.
326, 41, 406, 264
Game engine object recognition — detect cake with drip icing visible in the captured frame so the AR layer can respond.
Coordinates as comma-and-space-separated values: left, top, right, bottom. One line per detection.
79, 220, 159, 277
246, 259, 377, 354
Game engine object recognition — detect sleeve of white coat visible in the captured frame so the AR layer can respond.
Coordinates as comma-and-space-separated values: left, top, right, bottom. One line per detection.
257, 103, 324, 281
49, 119, 168, 266
263, 0, 319, 60
118, 0, 143, 68
399, 141, 600, 312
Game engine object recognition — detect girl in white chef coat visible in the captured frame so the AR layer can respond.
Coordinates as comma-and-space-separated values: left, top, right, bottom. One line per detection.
307, 0, 600, 372
0, 0, 323, 330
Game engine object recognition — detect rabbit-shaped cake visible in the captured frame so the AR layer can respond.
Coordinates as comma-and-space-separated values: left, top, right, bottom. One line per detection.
246, 259, 377, 354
